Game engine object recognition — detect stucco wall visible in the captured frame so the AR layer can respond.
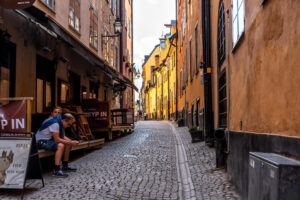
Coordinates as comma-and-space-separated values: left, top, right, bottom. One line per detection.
228, 0, 300, 136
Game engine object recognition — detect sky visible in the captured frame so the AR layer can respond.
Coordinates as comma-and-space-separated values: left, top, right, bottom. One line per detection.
133, 0, 176, 100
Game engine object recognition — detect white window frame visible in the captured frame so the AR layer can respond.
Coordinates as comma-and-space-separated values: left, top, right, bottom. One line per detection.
232, 0, 245, 46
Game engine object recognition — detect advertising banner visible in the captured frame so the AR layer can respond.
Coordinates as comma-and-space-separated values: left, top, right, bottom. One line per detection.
0, 137, 31, 189
0, 100, 27, 132
83, 100, 109, 129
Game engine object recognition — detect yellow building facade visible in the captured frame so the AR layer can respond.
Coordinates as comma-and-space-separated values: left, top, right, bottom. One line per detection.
142, 21, 177, 120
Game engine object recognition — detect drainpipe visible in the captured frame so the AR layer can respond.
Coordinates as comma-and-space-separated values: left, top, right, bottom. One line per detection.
119, 0, 123, 109
226, 9, 231, 153
168, 62, 170, 120
131, 0, 134, 120
175, 0, 178, 121
202, 0, 214, 145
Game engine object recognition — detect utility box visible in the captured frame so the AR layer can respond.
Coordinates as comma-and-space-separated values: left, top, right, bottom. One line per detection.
248, 152, 300, 200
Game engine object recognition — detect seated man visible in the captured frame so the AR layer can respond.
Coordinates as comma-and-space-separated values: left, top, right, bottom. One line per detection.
36, 113, 79, 177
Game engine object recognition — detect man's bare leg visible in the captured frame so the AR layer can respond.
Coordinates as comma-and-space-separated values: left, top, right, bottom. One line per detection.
55, 143, 64, 165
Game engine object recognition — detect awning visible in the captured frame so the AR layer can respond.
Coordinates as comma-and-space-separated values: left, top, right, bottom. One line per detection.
18, 6, 137, 90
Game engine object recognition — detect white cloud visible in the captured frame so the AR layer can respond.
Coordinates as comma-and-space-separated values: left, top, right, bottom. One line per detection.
133, 0, 175, 96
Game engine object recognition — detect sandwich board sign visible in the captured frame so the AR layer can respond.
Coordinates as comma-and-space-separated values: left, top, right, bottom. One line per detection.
0, 98, 43, 198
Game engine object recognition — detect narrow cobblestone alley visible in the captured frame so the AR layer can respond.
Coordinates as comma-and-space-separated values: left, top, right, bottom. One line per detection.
0, 121, 240, 200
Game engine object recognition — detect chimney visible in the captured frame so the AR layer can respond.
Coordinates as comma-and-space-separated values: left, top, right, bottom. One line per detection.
155, 55, 160, 68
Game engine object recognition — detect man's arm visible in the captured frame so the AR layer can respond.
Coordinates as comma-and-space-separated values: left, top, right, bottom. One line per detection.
52, 132, 79, 146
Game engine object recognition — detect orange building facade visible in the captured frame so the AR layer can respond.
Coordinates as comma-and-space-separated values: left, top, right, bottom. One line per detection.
176, 0, 300, 198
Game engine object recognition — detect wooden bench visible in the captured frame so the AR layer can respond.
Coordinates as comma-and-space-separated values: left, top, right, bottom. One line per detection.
38, 138, 105, 158
112, 125, 134, 132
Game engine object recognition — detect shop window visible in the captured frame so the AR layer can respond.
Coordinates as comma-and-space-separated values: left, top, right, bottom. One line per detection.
36, 56, 55, 112
40, 0, 55, 11
218, 70, 227, 128
218, 2, 226, 66
58, 80, 70, 104
89, 6, 98, 49
232, 0, 245, 46
89, 81, 98, 99
82, 86, 87, 100
69, 0, 80, 33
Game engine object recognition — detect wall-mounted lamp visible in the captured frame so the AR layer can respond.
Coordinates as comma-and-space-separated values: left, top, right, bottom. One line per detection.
101, 18, 122, 44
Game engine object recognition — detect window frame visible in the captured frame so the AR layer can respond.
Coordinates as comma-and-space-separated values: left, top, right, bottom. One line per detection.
218, 2, 226, 67
231, 0, 245, 47
218, 69, 227, 128
39, 0, 55, 12
89, 5, 98, 50
195, 22, 199, 74
69, 0, 81, 34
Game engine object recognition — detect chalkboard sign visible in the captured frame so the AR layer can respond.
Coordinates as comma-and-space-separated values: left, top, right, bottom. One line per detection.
0, 133, 44, 197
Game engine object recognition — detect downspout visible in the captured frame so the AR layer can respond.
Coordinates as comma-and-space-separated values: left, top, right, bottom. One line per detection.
156, 73, 158, 120
131, 0, 134, 119
119, 0, 123, 108
168, 62, 170, 120
226, 9, 231, 153
175, 0, 178, 121
202, 0, 214, 144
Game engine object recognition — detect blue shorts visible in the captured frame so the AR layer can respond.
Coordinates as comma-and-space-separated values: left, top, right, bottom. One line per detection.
37, 140, 58, 152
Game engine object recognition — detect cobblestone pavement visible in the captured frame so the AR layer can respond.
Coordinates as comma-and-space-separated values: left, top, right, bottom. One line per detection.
0, 121, 240, 200
172, 122, 240, 200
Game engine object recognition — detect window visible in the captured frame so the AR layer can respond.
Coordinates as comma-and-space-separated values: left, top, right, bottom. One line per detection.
110, 0, 114, 11
218, 70, 227, 128
218, 2, 225, 66
195, 23, 199, 73
36, 56, 55, 112
110, 46, 114, 66
115, 0, 119, 18
185, 47, 188, 83
58, 80, 70, 104
180, 70, 183, 96
89, 6, 98, 49
89, 81, 98, 99
189, 38, 193, 81
40, 0, 55, 10
69, 0, 80, 33
232, 0, 245, 46
191, 104, 194, 126
104, 29, 109, 62
161, 39, 166, 50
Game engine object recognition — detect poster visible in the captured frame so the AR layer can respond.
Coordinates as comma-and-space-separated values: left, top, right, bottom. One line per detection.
0, 100, 27, 132
0, 138, 31, 189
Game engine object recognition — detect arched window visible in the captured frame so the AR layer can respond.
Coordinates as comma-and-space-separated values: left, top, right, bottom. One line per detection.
217, 2, 225, 67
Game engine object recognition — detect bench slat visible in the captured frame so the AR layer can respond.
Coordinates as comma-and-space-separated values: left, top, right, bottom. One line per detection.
38, 138, 105, 158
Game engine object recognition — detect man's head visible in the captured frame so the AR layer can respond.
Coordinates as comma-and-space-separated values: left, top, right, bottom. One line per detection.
61, 113, 75, 128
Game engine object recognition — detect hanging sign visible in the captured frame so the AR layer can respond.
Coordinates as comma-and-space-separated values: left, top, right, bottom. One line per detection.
0, 0, 35, 9
0, 100, 26, 132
